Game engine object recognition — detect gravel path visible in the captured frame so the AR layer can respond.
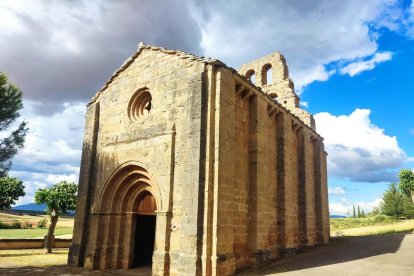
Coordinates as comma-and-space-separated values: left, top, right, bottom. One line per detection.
239, 232, 414, 276
0, 233, 413, 275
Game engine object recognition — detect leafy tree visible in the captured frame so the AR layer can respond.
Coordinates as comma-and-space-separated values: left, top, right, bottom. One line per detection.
370, 207, 381, 216
399, 169, 414, 202
0, 72, 28, 177
361, 209, 365, 218
402, 197, 414, 218
352, 205, 356, 218
380, 183, 407, 217
357, 205, 361, 218
0, 176, 25, 209
34, 181, 77, 253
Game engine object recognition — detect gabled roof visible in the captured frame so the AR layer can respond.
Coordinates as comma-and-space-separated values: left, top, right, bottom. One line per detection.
88, 43, 320, 137
91, 42, 226, 103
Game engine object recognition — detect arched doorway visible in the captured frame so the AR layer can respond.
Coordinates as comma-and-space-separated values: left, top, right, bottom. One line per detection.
133, 191, 157, 267
90, 163, 161, 270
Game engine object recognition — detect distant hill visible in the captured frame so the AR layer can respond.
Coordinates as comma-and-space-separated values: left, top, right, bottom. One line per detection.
12, 203, 47, 212
330, 215, 347, 218
12, 203, 75, 216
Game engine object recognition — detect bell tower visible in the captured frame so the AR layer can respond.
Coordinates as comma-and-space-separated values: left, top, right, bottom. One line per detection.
239, 51, 315, 129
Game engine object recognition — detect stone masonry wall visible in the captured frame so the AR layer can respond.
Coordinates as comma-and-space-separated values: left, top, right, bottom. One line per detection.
207, 62, 329, 274
70, 47, 208, 275
69, 44, 329, 276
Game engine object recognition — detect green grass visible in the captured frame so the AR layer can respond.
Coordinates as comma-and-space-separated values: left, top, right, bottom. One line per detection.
330, 216, 414, 237
330, 215, 397, 232
0, 227, 73, 239
0, 248, 68, 267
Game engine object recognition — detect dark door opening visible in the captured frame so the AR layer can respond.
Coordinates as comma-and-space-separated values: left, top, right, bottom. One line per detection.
134, 215, 156, 267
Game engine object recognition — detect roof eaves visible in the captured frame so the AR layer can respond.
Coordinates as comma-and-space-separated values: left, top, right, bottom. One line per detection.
89, 43, 226, 104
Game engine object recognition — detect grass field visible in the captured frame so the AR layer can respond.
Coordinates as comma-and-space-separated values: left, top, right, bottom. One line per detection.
0, 248, 68, 267
0, 212, 74, 238
330, 215, 397, 231
0, 227, 73, 238
330, 216, 414, 236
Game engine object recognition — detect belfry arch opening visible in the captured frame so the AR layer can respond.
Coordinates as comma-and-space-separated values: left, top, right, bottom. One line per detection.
245, 69, 256, 85
262, 63, 272, 85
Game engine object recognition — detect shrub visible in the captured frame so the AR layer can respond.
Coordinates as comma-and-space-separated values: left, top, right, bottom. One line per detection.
367, 214, 393, 224
37, 218, 48, 228
23, 220, 33, 229
11, 220, 22, 229
0, 220, 26, 229
0, 221, 12, 229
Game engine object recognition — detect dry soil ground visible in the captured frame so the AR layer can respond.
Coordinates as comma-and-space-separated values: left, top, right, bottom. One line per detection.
0, 233, 413, 275
240, 232, 414, 276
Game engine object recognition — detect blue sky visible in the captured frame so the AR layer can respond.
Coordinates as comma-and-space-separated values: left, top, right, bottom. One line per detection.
303, 27, 414, 215
0, 0, 413, 215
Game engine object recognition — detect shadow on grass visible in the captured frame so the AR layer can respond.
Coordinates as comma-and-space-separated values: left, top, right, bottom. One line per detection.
0, 265, 151, 275
0, 251, 68, 258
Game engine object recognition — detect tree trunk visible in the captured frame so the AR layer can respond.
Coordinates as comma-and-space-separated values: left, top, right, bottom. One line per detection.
45, 212, 59, 253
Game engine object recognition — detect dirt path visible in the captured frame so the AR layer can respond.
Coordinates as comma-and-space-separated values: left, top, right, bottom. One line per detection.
240, 232, 414, 276
0, 233, 413, 275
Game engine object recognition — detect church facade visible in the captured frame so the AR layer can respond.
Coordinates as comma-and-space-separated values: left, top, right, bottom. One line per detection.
68, 43, 329, 275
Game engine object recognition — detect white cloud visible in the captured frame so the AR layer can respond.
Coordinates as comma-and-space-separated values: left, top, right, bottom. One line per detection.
410, 129, 414, 135
329, 203, 350, 215
329, 198, 382, 216
340, 51, 393, 77
315, 109, 408, 182
406, 1, 414, 37
300, 101, 309, 108
12, 101, 85, 169
328, 186, 346, 195
9, 170, 79, 205
8, 101, 85, 205
2, 0, 413, 206
0, 0, 202, 104
192, 0, 403, 90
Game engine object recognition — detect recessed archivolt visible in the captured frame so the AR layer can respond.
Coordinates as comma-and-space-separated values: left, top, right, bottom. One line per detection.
128, 88, 152, 121
97, 163, 160, 212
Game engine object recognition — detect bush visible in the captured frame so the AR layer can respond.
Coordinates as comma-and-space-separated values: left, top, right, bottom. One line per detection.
11, 220, 22, 229
22, 220, 33, 229
0, 221, 12, 229
367, 214, 394, 223
37, 218, 48, 228
402, 198, 414, 219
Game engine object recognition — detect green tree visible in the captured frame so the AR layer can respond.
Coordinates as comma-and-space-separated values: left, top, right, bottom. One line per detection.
380, 183, 407, 217
361, 209, 365, 218
352, 205, 356, 218
357, 205, 361, 218
0, 73, 28, 177
0, 176, 25, 209
399, 169, 414, 202
34, 181, 77, 253
402, 197, 414, 218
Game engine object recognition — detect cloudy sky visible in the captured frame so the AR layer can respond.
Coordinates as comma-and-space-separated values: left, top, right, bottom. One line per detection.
1, 0, 413, 216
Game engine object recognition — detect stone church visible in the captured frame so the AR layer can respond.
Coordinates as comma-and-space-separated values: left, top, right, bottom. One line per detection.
68, 43, 329, 275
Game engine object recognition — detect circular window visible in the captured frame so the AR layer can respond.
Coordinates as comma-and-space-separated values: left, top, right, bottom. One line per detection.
128, 88, 152, 121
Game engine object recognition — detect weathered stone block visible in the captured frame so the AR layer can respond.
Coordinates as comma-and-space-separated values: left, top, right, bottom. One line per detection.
68, 43, 329, 276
